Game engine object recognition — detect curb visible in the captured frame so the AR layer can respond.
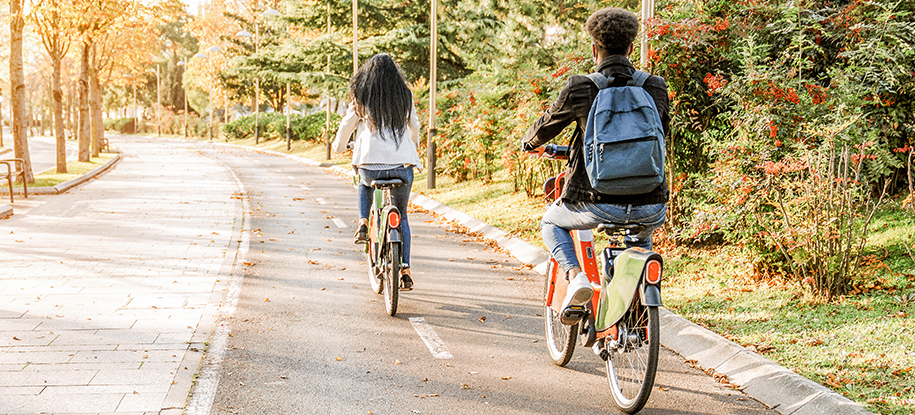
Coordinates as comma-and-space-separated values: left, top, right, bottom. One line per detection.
0, 153, 122, 196
222, 143, 873, 415
0, 203, 12, 219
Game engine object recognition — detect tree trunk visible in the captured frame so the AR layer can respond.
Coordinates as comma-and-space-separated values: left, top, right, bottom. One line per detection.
9, 0, 33, 182
89, 65, 102, 158
78, 40, 91, 162
53, 57, 66, 173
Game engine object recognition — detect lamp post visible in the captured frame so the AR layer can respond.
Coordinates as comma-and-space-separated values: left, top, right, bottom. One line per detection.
427, 0, 438, 189
237, 7, 280, 145
325, 1, 331, 160
176, 57, 188, 139
640, 0, 655, 70
285, 82, 291, 151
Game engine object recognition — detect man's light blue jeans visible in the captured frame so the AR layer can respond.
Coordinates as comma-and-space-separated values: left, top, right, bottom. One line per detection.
541, 200, 666, 274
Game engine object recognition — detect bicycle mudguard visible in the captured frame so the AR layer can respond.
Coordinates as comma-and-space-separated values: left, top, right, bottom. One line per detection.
387, 228, 401, 243
640, 283, 662, 307
595, 248, 662, 332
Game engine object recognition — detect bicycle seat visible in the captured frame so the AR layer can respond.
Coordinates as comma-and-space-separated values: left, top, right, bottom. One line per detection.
370, 178, 404, 189
597, 223, 646, 236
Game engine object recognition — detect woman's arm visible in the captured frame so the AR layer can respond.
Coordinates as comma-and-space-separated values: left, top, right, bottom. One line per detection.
332, 104, 360, 153
407, 103, 421, 146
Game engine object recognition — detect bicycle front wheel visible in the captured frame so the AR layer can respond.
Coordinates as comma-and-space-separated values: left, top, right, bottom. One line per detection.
382, 242, 400, 316
606, 303, 659, 414
543, 260, 576, 366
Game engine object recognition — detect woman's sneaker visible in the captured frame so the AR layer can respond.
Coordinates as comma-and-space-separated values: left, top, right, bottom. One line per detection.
560, 272, 593, 325
354, 224, 368, 244
400, 268, 413, 291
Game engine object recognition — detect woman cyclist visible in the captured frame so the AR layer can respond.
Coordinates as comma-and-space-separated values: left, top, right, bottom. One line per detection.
333, 53, 422, 291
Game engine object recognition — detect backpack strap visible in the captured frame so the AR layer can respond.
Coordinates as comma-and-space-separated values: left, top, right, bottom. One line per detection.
629, 70, 650, 87
586, 72, 610, 89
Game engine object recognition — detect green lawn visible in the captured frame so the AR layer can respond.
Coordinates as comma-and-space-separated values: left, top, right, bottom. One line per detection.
31, 153, 116, 188
167, 134, 915, 414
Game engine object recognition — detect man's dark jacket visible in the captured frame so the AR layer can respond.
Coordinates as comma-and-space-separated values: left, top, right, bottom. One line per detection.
521, 55, 671, 206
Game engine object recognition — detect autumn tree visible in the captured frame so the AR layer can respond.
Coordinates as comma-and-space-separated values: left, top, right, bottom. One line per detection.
10, 0, 34, 181
30, 0, 76, 172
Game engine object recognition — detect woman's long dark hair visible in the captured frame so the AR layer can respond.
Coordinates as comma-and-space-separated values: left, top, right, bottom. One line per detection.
348, 53, 412, 144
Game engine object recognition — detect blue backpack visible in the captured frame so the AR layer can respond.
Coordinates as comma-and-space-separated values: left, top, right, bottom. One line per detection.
583, 70, 666, 196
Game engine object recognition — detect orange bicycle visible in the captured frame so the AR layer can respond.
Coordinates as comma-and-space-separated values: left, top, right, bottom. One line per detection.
535, 144, 663, 414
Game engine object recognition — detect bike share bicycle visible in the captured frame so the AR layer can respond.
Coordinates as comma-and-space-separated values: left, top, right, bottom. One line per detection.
361, 176, 407, 317
534, 144, 663, 414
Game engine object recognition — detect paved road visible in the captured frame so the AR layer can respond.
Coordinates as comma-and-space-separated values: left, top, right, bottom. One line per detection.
0, 135, 778, 414
195, 142, 775, 414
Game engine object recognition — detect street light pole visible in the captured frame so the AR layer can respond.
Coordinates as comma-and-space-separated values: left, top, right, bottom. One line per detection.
640, 0, 655, 70
325, 1, 332, 160
427, 0, 438, 189
285, 82, 291, 151
156, 64, 161, 136
177, 57, 188, 139
352, 0, 358, 73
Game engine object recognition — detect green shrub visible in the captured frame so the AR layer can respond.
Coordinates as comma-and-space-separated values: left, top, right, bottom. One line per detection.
103, 118, 137, 134
223, 112, 341, 142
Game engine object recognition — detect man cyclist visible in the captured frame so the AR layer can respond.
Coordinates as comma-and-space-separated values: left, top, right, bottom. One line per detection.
521, 7, 671, 324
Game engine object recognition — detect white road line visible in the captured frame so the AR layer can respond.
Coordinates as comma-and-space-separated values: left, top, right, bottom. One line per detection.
299, 185, 311, 191
186, 159, 250, 415
331, 218, 347, 228
409, 317, 454, 359
316, 197, 327, 205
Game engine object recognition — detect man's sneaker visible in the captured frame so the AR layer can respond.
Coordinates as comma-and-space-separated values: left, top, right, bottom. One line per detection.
560, 272, 593, 325
354, 224, 368, 244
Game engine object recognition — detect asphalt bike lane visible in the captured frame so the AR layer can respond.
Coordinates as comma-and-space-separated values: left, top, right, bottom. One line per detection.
198, 143, 779, 415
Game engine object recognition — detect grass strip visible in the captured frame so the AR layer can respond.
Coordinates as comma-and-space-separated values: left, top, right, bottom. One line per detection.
32, 153, 116, 188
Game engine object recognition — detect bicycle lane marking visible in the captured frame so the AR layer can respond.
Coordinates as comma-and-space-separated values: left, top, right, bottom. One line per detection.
185, 153, 251, 415
331, 218, 347, 228
409, 317, 454, 359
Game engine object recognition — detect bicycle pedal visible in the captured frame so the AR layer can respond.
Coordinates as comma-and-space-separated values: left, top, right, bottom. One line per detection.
560, 306, 587, 325
592, 342, 609, 361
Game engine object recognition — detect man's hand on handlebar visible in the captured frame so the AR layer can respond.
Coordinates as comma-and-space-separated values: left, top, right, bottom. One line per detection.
524, 144, 570, 160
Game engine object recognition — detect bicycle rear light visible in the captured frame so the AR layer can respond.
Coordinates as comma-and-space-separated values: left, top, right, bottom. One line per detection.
387, 211, 401, 228
645, 260, 662, 285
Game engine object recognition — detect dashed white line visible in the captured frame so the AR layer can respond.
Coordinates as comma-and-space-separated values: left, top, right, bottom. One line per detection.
331, 218, 347, 228
409, 317, 453, 359
299, 185, 311, 191
316, 198, 327, 205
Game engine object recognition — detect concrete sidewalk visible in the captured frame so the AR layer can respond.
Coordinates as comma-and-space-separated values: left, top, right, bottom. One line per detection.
0, 136, 243, 414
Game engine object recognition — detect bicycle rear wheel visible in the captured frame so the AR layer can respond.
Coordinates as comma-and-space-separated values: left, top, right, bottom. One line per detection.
367, 247, 382, 294
606, 303, 659, 414
543, 260, 576, 366
382, 242, 400, 316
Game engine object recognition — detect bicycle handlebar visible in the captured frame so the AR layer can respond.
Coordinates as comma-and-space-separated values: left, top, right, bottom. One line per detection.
526, 144, 570, 160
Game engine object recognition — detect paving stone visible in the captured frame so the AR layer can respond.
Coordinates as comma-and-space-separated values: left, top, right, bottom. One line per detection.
0, 137, 241, 414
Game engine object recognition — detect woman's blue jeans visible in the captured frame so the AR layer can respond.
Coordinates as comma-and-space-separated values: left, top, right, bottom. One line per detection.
541, 200, 667, 274
357, 166, 414, 267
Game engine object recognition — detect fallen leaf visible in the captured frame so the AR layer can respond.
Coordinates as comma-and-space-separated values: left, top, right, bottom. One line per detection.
461, 383, 471, 389
335, 357, 343, 361
478, 316, 486, 323
501, 376, 512, 380
395, 359, 402, 364
264, 298, 270, 302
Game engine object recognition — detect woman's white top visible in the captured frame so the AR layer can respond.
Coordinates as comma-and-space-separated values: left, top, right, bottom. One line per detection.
332, 100, 422, 170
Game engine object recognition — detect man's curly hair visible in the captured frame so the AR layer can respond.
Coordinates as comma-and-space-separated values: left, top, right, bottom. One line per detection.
586, 7, 640, 56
